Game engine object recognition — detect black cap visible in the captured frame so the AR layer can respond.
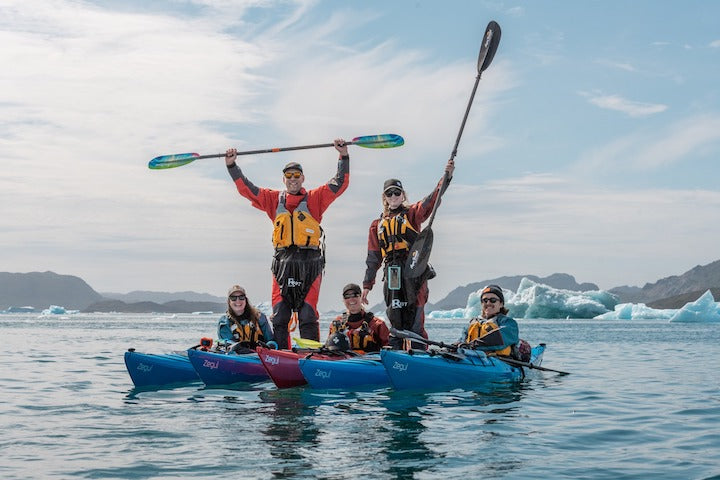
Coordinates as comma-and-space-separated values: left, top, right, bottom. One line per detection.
342, 283, 361, 296
481, 284, 504, 303
383, 178, 403, 193
283, 162, 303, 173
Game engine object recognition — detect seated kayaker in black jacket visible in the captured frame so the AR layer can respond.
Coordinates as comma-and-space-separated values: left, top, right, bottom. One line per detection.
326, 283, 390, 353
457, 284, 528, 360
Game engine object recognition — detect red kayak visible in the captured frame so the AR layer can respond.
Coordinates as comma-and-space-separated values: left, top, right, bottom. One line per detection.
256, 347, 351, 389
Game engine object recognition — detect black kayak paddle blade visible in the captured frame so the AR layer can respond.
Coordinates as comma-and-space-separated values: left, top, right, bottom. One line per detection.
405, 228, 434, 279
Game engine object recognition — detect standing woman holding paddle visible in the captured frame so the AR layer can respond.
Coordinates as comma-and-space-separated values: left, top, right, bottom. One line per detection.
224, 139, 349, 349
361, 159, 455, 349
362, 20, 501, 350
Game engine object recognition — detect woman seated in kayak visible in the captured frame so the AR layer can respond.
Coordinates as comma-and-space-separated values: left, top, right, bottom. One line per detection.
325, 283, 390, 353
218, 285, 277, 352
457, 284, 527, 360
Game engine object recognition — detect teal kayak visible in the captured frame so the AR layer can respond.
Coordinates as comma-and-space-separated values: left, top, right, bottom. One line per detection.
380, 344, 546, 391
124, 349, 200, 388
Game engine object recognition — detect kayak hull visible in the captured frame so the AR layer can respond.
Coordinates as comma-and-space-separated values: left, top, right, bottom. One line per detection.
256, 347, 309, 389
380, 345, 546, 391
124, 350, 199, 388
187, 348, 268, 386
256, 347, 354, 389
298, 354, 390, 390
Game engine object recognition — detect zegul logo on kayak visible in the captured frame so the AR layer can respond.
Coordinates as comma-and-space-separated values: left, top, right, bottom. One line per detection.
202, 359, 219, 369
136, 363, 153, 373
264, 354, 279, 366
392, 361, 408, 372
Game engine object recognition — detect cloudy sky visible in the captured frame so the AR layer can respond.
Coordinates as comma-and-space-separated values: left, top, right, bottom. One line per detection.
3, 0, 720, 311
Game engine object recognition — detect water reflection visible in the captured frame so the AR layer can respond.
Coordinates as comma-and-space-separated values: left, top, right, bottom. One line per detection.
258, 388, 323, 476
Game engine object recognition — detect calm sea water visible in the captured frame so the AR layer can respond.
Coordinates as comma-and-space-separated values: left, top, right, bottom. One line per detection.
1, 313, 719, 480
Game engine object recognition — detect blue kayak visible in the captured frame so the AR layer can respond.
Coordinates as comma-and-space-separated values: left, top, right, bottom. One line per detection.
186, 348, 269, 386
380, 345, 546, 391
124, 349, 200, 388
298, 354, 390, 390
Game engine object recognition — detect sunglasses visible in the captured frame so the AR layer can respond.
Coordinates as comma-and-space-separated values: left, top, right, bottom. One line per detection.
481, 297, 500, 304
343, 292, 360, 299
284, 171, 302, 179
229, 294, 246, 301
385, 188, 403, 197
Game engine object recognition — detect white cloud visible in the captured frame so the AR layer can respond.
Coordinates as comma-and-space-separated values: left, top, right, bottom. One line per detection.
576, 114, 720, 172
431, 175, 720, 291
2, 0, 720, 312
586, 94, 667, 117
710, 39, 720, 48
596, 59, 637, 72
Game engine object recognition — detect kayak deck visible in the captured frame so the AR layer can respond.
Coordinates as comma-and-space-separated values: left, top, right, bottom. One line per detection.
298, 354, 390, 390
186, 348, 269, 386
381, 344, 546, 391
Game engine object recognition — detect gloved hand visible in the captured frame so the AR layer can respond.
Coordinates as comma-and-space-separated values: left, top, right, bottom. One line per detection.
266, 341, 278, 350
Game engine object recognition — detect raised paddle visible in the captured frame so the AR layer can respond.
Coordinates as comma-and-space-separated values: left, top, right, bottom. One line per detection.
405, 20, 501, 279
148, 133, 404, 170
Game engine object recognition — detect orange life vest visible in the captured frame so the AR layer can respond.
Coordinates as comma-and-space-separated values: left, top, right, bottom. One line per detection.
377, 210, 418, 258
272, 192, 322, 249
465, 318, 511, 356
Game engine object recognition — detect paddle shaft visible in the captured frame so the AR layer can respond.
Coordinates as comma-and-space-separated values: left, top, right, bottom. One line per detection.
192, 139, 366, 161
420, 69, 481, 232
392, 327, 501, 349
495, 356, 570, 375
406, 21, 501, 273
392, 328, 568, 374
390, 328, 456, 349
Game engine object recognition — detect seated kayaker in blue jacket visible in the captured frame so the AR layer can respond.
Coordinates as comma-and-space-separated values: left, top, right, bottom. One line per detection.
218, 284, 277, 351
457, 284, 521, 358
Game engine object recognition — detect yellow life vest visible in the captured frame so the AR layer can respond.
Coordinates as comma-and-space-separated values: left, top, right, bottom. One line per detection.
465, 319, 511, 356
230, 319, 263, 346
377, 211, 418, 258
272, 193, 322, 249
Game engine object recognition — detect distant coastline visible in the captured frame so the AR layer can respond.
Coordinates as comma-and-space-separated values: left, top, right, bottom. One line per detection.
2, 261, 720, 313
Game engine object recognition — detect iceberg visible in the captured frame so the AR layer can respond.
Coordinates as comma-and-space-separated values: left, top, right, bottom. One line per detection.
669, 290, 720, 323
427, 280, 720, 322
41, 305, 67, 315
39, 305, 79, 315
593, 302, 677, 320
428, 277, 619, 319
1, 306, 36, 314
256, 301, 273, 317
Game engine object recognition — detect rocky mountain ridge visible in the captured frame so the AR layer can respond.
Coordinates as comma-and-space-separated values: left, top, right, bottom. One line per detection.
2, 260, 719, 313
